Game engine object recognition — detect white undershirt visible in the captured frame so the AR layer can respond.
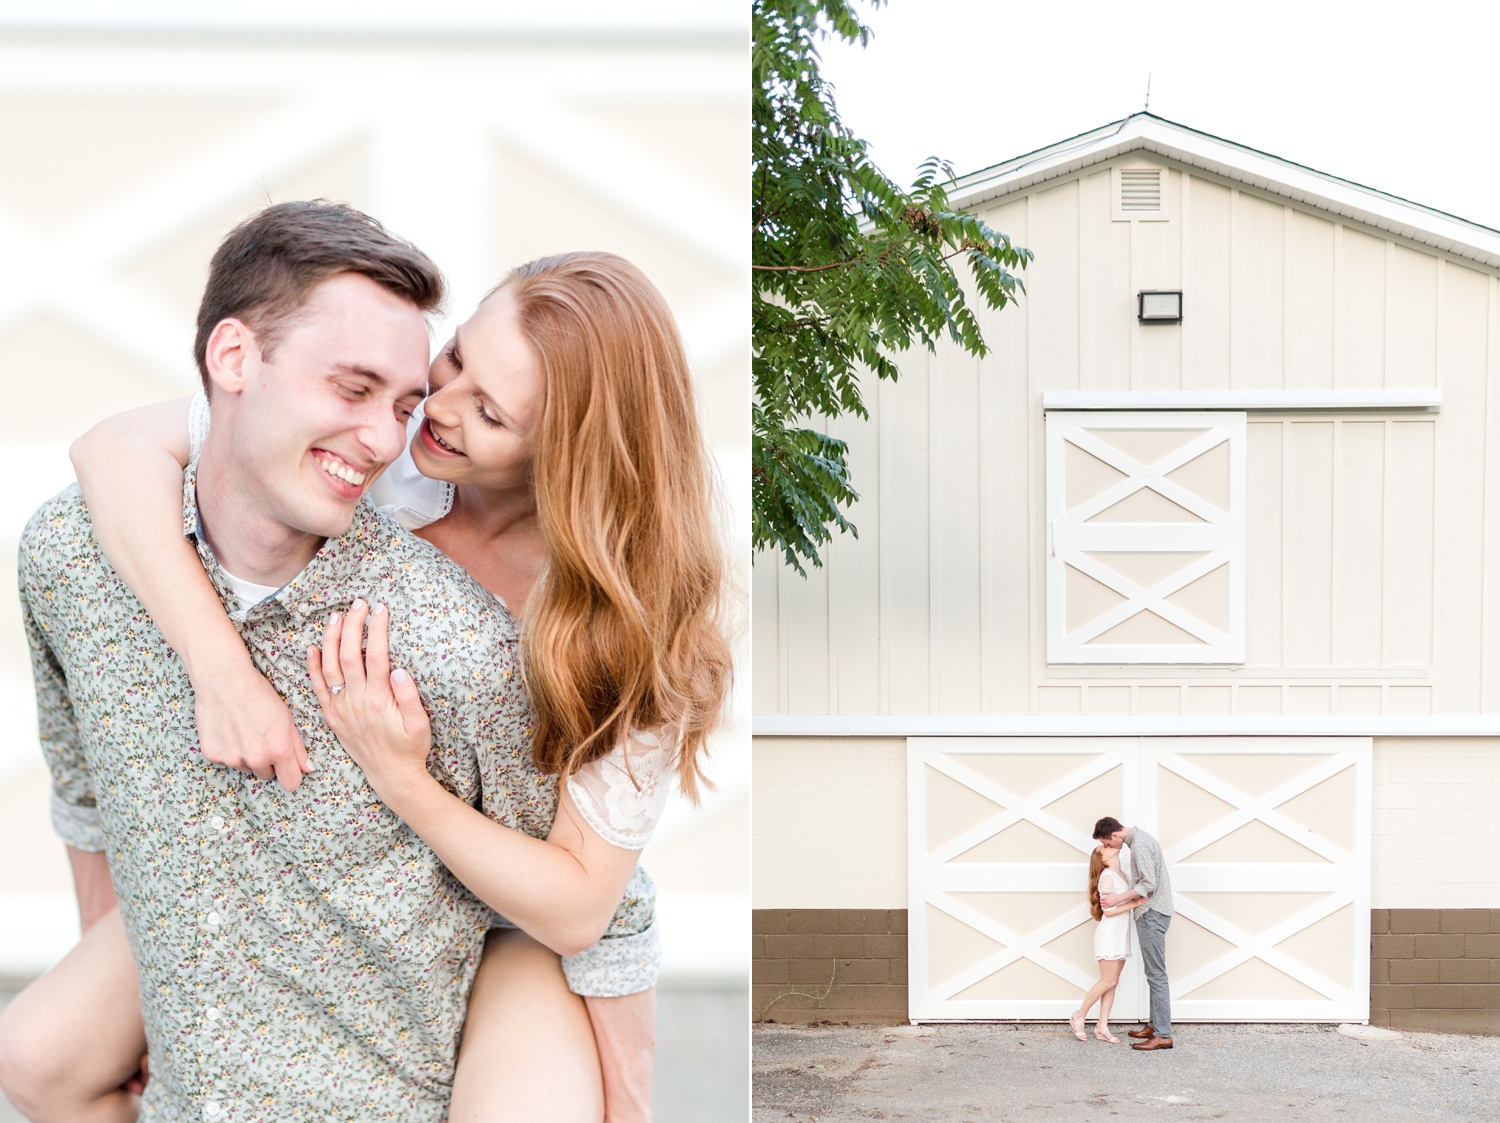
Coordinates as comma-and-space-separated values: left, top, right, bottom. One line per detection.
219, 568, 281, 619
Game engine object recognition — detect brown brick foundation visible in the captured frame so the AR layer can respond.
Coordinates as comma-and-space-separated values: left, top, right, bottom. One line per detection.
754, 908, 1500, 1032
1370, 909, 1500, 1034
752, 909, 907, 1023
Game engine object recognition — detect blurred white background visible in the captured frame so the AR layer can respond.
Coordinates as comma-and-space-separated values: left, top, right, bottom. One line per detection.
0, 2, 746, 1117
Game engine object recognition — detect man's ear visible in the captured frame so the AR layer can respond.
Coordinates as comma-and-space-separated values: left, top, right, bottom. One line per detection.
203, 318, 256, 396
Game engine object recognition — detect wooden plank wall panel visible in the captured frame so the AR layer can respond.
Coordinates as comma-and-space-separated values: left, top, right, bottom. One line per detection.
1285, 211, 1335, 389
928, 345, 983, 713
1336, 421, 1386, 666
752, 551, 781, 712
1247, 421, 1285, 665
980, 198, 1033, 715
1132, 167, 1184, 390
1286, 422, 1336, 665
1436, 265, 1490, 711
1339, 227, 1387, 388
1390, 246, 1439, 388
879, 352, 932, 713
1079, 169, 1131, 391
1183, 176, 1231, 389
783, 548, 830, 713
830, 402, 883, 715
1231, 192, 1285, 389
1031, 180, 1081, 391
1388, 421, 1436, 667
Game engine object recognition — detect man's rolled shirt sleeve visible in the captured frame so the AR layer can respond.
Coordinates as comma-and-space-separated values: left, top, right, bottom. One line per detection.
560, 865, 661, 997
19, 536, 103, 852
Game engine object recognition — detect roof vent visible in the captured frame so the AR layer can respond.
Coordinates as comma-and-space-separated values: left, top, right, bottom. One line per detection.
1113, 166, 1166, 221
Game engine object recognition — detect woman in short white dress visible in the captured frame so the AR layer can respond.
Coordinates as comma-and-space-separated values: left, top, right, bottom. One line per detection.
1070, 843, 1148, 1043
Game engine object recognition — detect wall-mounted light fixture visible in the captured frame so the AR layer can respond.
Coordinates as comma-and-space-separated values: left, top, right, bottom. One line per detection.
1138, 290, 1183, 323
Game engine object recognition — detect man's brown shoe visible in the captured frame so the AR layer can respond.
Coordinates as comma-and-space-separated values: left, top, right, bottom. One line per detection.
1131, 1036, 1173, 1050
1127, 1025, 1155, 1039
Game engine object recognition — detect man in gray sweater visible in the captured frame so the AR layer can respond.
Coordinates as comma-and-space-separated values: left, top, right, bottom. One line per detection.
1094, 816, 1175, 1050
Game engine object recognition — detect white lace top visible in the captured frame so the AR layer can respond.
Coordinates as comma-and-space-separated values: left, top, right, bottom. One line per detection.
565, 730, 678, 851
187, 392, 676, 850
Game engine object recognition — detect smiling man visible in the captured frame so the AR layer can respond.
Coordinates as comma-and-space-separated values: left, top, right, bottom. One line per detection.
12, 202, 655, 1120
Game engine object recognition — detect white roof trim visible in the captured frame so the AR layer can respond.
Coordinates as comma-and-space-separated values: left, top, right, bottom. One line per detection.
1043, 390, 1442, 412
753, 714, 1500, 738
953, 114, 1500, 271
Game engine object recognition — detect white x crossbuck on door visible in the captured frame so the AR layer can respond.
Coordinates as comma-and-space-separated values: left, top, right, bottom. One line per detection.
1046, 411, 1246, 664
908, 737, 1370, 1022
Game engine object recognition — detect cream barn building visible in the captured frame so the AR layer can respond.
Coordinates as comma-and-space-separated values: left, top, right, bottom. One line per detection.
753, 114, 1500, 1034
0, 3, 749, 989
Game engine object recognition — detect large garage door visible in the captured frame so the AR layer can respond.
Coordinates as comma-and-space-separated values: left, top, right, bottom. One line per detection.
908, 737, 1370, 1023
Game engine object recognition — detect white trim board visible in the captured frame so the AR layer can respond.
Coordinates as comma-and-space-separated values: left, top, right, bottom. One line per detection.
753, 714, 1500, 738
952, 114, 1500, 271
1042, 391, 1442, 412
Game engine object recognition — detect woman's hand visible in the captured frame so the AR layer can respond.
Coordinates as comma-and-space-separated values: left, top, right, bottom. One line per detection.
195, 657, 312, 791
306, 599, 434, 803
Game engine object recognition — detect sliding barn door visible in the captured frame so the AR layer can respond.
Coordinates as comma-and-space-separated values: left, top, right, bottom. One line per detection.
908, 737, 1370, 1023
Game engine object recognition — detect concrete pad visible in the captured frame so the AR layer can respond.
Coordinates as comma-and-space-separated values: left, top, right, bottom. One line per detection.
1339, 1022, 1405, 1042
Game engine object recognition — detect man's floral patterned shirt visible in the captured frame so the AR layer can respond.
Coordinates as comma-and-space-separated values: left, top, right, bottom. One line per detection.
18, 474, 653, 1122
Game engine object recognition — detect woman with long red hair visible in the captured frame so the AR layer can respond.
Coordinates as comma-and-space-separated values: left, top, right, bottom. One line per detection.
1070, 842, 1146, 1043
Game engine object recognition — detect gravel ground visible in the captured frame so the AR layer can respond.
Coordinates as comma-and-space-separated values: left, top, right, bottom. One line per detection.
0, 983, 748, 1122
753, 1022, 1499, 1123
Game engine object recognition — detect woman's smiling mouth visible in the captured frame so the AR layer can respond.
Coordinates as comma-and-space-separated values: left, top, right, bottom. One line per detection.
421, 418, 466, 457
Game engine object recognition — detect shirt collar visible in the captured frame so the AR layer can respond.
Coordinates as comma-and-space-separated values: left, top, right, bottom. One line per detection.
183, 461, 394, 624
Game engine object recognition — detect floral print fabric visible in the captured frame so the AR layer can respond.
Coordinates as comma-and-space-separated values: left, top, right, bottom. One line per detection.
20, 473, 654, 1122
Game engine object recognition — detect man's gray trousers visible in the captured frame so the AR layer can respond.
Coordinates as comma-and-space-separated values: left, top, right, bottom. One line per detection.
1135, 909, 1172, 1038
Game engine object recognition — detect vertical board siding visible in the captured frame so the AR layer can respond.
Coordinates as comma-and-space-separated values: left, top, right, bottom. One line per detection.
880, 351, 932, 713
783, 551, 830, 713
1390, 246, 1439, 388
830, 404, 883, 714
1183, 176, 1232, 388
1286, 422, 1335, 666
1078, 169, 1132, 391
753, 158, 1499, 718
1336, 422, 1386, 665
1131, 168, 1184, 390
1339, 227, 1387, 388
1031, 180, 1081, 390
928, 346, 983, 712
1388, 421, 1436, 667
1436, 265, 1490, 712
1247, 421, 1285, 665
1285, 211, 1336, 389
981, 198, 1033, 715
1231, 193, 1285, 388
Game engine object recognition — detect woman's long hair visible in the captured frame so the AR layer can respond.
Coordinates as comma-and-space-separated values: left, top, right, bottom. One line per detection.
502, 252, 732, 800
1087, 848, 1106, 922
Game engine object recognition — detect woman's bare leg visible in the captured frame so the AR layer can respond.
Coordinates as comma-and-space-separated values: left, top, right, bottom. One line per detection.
449, 929, 604, 1123
0, 908, 146, 1123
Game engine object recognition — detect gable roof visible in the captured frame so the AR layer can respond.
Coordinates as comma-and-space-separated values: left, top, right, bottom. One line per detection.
951, 113, 1500, 271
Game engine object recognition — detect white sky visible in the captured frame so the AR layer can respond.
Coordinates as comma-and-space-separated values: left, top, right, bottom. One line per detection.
820, 0, 1500, 231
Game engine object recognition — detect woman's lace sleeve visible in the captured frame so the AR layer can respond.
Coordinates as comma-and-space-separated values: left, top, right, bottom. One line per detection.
564, 730, 677, 850
187, 391, 211, 461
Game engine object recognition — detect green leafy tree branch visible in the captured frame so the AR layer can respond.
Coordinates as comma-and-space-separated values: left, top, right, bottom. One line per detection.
752, 0, 1031, 574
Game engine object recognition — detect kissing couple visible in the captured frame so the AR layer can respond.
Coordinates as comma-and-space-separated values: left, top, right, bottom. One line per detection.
1069, 817, 1176, 1051
0, 201, 732, 1122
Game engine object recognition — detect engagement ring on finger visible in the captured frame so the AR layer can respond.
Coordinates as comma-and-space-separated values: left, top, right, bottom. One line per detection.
329, 684, 345, 695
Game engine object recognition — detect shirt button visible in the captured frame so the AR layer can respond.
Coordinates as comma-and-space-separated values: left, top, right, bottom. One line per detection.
210, 816, 226, 830
207, 912, 221, 927
205, 1007, 221, 1022
204, 1102, 222, 1117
